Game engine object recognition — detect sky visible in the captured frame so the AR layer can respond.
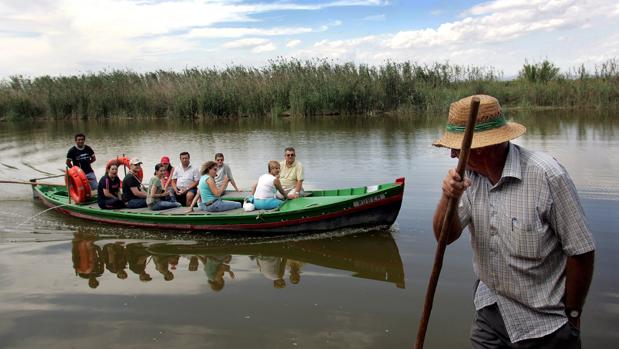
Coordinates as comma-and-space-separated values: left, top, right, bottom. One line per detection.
1, 0, 618, 78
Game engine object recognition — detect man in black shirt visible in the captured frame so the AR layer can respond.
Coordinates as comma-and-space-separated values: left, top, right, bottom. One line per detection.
122, 158, 147, 208
66, 133, 97, 190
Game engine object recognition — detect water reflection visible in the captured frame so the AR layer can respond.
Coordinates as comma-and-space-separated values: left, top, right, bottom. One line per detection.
70, 230, 405, 290
200, 255, 235, 291
71, 231, 104, 288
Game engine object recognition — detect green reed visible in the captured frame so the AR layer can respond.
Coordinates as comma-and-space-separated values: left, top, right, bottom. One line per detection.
1, 58, 617, 120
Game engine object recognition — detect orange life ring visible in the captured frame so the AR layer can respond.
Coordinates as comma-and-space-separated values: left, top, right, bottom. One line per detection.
107, 156, 143, 181
65, 166, 91, 204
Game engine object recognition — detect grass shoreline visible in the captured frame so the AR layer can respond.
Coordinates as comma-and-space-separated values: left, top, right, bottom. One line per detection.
1, 59, 617, 120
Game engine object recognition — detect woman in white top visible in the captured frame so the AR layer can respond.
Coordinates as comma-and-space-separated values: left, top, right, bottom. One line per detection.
251, 160, 288, 210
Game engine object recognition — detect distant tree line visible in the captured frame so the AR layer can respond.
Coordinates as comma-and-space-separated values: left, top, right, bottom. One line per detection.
0, 58, 617, 120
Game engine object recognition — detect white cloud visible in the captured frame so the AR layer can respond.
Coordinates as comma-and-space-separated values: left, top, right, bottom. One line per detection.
575, 33, 619, 65
313, 36, 378, 50
258, 0, 388, 11
385, 0, 618, 49
0, 0, 618, 78
318, 20, 343, 32
464, 0, 534, 16
221, 37, 276, 53
138, 36, 198, 56
252, 42, 277, 53
0, 0, 386, 76
62, 0, 252, 38
188, 26, 313, 39
363, 14, 385, 21
297, 36, 379, 58
223, 38, 270, 49
286, 0, 619, 76
286, 39, 302, 48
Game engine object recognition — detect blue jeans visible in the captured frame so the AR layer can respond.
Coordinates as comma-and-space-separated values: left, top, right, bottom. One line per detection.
86, 172, 98, 190
126, 198, 147, 208
150, 200, 181, 211
199, 199, 241, 212
165, 187, 177, 203
254, 198, 283, 210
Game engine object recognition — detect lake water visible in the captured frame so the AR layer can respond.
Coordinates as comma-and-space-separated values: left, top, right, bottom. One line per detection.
0, 110, 618, 348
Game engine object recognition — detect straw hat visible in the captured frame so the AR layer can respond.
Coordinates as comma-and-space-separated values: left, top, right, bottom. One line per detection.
433, 95, 526, 149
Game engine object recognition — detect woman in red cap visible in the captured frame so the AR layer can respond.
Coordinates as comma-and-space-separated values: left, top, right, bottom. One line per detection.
160, 156, 176, 201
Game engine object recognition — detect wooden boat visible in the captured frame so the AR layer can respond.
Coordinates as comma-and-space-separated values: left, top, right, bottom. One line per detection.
34, 178, 405, 233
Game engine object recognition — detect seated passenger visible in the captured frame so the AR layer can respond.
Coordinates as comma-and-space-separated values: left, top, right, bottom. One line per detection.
160, 156, 175, 198
214, 153, 241, 194
97, 162, 125, 209
278, 147, 304, 199
187, 161, 241, 213
251, 160, 288, 210
122, 158, 147, 208
171, 152, 200, 206
147, 163, 182, 211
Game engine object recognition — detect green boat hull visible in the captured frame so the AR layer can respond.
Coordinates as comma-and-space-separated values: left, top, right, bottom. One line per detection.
34, 178, 405, 233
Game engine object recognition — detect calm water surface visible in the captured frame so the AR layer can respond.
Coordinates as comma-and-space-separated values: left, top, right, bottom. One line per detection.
0, 111, 618, 348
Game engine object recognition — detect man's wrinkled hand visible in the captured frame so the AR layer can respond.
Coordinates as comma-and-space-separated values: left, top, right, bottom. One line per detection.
442, 168, 471, 199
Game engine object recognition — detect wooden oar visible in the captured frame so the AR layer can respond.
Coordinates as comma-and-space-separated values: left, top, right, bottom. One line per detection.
415, 96, 480, 349
0, 179, 66, 187
30, 173, 66, 181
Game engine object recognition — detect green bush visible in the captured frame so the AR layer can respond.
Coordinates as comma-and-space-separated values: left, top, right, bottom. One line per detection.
0, 58, 617, 120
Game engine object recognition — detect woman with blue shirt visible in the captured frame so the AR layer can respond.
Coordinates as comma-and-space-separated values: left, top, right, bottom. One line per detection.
187, 161, 241, 212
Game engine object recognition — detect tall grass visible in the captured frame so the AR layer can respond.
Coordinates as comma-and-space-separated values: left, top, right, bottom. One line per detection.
1, 58, 617, 120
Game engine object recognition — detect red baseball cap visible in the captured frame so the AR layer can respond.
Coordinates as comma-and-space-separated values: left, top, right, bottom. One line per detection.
160, 156, 170, 164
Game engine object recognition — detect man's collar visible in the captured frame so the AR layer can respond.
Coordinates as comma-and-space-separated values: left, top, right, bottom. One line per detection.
500, 142, 522, 181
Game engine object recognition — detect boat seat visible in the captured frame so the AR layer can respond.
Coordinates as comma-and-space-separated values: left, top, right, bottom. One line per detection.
85, 204, 277, 216
223, 190, 313, 201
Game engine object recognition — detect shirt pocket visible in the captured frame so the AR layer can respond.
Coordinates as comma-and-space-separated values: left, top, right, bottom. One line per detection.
502, 213, 545, 259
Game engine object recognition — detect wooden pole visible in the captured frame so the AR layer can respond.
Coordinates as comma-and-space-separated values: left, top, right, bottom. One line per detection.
0, 179, 67, 186
30, 173, 66, 181
414, 97, 480, 349
65, 166, 72, 204
122, 154, 126, 177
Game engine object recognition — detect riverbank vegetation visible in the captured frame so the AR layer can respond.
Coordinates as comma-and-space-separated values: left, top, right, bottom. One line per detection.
1, 59, 617, 120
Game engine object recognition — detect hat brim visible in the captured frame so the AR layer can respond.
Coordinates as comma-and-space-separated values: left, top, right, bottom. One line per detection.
433, 122, 526, 149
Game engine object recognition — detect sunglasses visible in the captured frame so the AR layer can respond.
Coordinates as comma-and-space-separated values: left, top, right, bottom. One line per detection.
286, 154, 295, 157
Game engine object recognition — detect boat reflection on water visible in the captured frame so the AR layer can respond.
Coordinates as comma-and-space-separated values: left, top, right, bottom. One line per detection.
71, 229, 405, 290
